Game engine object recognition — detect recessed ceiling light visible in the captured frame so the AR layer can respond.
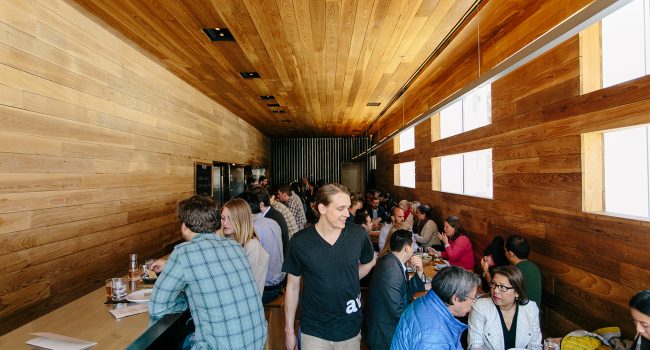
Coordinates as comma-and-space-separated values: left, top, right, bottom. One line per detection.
202, 28, 235, 41
367, 102, 381, 106
260, 95, 275, 100
267, 103, 280, 107
240, 72, 260, 79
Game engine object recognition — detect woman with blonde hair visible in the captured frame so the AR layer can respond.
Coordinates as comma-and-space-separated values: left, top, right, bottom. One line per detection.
219, 198, 269, 295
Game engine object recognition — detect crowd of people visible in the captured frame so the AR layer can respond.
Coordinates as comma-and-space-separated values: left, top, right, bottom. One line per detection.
145, 180, 649, 350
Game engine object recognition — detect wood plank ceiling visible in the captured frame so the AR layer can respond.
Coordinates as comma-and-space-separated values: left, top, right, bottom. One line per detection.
72, 0, 477, 137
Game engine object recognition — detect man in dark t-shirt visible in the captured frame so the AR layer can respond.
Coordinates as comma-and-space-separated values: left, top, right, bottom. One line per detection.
283, 183, 376, 349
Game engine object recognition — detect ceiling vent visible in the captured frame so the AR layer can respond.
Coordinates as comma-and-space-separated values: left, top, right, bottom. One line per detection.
202, 28, 235, 41
366, 102, 381, 106
267, 103, 281, 107
272, 110, 285, 113
240, 72, 260, 79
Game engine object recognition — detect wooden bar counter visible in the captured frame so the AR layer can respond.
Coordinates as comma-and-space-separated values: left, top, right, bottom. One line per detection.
0, 284, 149, 349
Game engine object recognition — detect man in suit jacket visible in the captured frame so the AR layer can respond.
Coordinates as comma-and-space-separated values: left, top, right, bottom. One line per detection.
363, 229, 425, 350
252, 187, 289, 257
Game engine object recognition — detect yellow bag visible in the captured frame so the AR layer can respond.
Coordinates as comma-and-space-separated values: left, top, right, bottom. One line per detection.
560, 330, 611, 350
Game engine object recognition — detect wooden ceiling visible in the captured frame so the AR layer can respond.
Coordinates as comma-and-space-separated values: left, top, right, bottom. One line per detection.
72, 0, 477, 137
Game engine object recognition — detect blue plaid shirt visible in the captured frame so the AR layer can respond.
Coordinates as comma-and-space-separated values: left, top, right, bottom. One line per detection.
149, 234, 267, 349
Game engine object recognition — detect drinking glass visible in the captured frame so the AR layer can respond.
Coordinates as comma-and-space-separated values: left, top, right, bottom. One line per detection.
111, 278, 127, 301
105, 279, 113, 299
544, 338, 560, 350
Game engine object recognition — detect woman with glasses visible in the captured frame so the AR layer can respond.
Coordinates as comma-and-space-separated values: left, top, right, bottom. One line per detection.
468, 266, 542, 350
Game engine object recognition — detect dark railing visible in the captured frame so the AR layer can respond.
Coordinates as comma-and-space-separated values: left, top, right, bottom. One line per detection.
125, 309, 193, 350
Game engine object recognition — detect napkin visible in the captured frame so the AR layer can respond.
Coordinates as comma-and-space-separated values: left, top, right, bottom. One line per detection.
108, 303, 148, 319
26, 332, 96, 350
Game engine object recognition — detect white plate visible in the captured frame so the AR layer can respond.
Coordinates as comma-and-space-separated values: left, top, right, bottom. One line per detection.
126, 289, 153, 303
434, 263, 451, 270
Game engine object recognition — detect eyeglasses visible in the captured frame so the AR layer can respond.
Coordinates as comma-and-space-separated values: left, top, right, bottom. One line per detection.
466, 293, 486, 302
488, 281, 515, 292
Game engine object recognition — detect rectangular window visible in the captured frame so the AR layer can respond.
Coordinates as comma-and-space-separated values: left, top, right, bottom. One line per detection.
583, 124, 650, 219
604, 126, 650, 217
436, 149, 492, 198
398, 126, 415, 153
397, 161, 416, 188
594, 0, 650, 89
438, 84, 491, 140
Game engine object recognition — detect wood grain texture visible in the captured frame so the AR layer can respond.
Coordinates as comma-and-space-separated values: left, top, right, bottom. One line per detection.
373, 3, 648, 340
0, 0, 268, 335
66, 0, 478, 136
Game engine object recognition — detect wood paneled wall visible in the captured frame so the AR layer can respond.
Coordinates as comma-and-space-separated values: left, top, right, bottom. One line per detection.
373, 1, 649, 340
0, 0, 269, 334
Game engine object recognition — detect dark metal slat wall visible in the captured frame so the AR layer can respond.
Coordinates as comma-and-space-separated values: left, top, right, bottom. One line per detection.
271, 137, 370, 186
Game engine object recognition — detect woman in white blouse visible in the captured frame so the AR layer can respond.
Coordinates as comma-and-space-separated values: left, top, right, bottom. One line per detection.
468, 266, 542, 350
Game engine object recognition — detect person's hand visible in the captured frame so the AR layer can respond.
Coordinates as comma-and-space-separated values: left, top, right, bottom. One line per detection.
410, 255, 423, 272
437, 232, 448, 245
285, 331, 298, 350
151, 259, 167, 274
480, 257, 490, 273
370, 252, 378, 267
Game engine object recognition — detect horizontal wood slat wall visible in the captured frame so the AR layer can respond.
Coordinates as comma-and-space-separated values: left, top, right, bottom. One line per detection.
0, 0, 269, 334
373, 2, 649, 340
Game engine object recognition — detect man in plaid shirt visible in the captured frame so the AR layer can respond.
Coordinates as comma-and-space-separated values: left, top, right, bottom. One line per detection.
148, 195, 267, 349
277, 184, 307, 230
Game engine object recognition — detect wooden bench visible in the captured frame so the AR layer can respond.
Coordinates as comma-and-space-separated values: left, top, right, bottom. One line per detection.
264, 294, 286, 350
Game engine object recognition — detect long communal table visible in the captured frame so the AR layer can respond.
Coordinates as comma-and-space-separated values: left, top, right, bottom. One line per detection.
0, 283, 150, 350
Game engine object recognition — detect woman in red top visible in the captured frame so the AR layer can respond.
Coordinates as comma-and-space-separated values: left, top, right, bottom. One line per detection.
435, 215, 475, 270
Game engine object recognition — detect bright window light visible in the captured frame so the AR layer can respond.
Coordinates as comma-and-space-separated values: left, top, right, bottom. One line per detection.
464, 149, 493, 198
604, 126, 650, 217
441, 154, 463, 193
602, 0, 650, 88
439, 84, 491, 139
398, 161, 416, 188
440, 100, 463, 139
439, 149, 492, 198
399, 126, 415, 152
463, 85, 492, 132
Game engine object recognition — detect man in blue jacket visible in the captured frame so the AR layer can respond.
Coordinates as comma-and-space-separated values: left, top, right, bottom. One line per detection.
391, 265, 481, 350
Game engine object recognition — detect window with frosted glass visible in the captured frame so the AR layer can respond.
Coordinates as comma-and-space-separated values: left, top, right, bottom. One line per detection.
602, 0, 650, 88
439, 84, 491, 139
439, 149, 492, 198
398, 161, 416, 188
440, 154, 464, 194
464, 149, 493, 198
399, 126, 415, 152
603, 126, 650, 217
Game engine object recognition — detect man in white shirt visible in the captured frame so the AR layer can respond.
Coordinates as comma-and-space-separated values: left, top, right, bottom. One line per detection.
379, 207, 405, 251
